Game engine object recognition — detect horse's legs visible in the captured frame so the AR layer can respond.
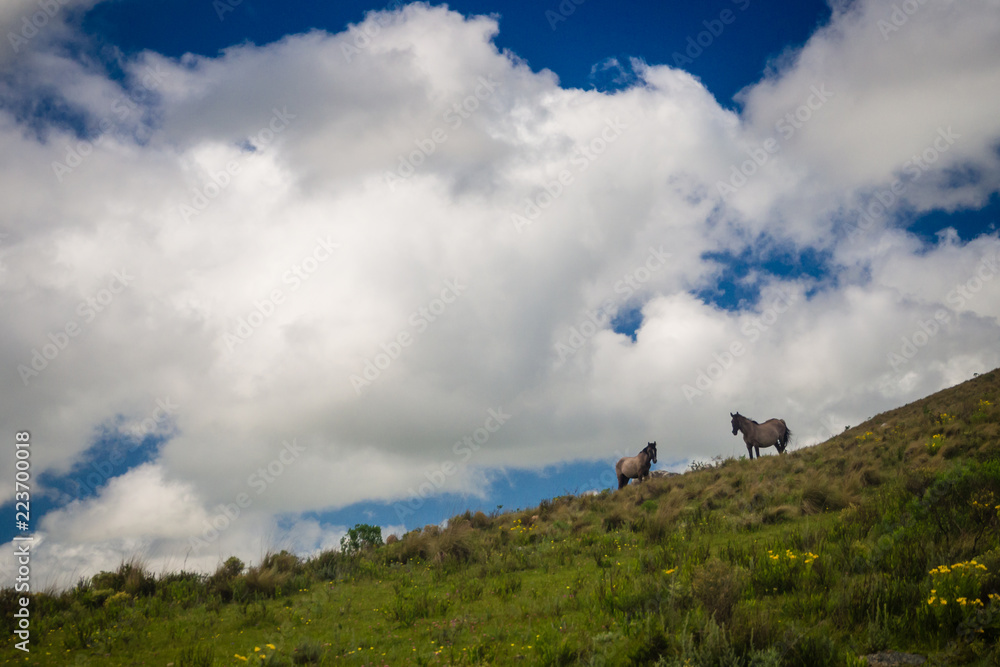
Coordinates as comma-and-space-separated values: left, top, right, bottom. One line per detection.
746, 444, 754, 460
754, 445, 760, 459
617, 474, 629, 489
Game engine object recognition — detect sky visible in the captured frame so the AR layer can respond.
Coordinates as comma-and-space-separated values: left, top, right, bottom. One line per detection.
1, 0, 999, 588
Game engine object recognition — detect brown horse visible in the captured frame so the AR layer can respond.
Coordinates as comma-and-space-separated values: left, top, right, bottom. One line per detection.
731, 413, 790, 460
616, 442, 657, 489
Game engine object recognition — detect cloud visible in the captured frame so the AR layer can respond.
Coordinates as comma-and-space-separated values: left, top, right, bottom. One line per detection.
728, 0, 1000, 239
2, 0, 1000, 584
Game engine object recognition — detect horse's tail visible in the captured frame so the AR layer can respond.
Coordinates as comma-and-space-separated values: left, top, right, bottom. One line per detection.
778, 421, 791, 452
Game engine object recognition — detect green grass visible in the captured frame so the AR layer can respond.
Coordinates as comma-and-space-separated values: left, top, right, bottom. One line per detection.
5, 370, 1000, 665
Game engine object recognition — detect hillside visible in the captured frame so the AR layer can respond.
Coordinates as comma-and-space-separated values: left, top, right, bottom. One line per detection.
4, 369, 1000, 666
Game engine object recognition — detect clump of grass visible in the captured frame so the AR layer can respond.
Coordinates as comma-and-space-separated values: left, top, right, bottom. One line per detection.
801, 481, 848, 514
762, 504, 797, 524
176, 643, 215, 667
691, 558, 743, 623
386, 585, 450, 627
292, 638, 324, 664
241, 551, 300, 599
602, 511, 628, 532
456, 577, 484, 602
91, 557, 156, 598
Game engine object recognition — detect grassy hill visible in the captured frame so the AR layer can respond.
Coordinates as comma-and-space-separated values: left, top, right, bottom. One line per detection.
4, 369, 1000, 666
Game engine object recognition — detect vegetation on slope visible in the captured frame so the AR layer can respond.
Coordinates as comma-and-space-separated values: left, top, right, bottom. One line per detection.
3, 369, 1000, 665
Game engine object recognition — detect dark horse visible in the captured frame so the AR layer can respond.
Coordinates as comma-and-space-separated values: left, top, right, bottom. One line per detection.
616, 442, 657, 489
731, 413, 790, 460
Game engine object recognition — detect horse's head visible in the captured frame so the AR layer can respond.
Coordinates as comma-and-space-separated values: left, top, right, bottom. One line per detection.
730, 412, 740, 436
646, 441, 657, 464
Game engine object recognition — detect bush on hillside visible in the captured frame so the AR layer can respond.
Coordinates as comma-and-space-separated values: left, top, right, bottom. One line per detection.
340, 523, 384, 555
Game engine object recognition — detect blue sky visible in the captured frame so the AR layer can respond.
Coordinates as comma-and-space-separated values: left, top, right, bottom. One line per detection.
2, 0, 999, 584
81, 0, 830, 103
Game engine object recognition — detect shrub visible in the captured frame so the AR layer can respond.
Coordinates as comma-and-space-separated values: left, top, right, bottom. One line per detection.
89, 558, 155, 598
340, 523, 383, 555
103, 591, 131, 610
435, 522, 476, 563
920, 559, 991, 633
692, 558, 743, 623
244, 562, 292, 599
913, 459, 1000, 549
750, 547, 819, 596
386, 529, 434, 564
206, 557, 244, 602
157, 571, 205, 607
0, 587, 21, 638
261, 550, 300, 574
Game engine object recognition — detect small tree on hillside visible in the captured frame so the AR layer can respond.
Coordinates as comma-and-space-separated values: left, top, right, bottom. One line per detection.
340, 523, 384, 555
